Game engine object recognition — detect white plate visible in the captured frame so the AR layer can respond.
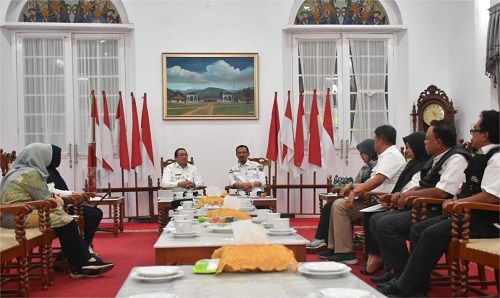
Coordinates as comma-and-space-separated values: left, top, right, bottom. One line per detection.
251, 218, 266, 223
172, 232, 197, 238
319, 288, 371, 298
206, 206, 221, 210
206, 224, 233, 233
239, 206, 255, 211
267, 228, 297, 236
303, 262, 347, 273
298, 266, 351, 278
136, 266, 179, 277
130, 270, 184, 282
269, 228, 296, 233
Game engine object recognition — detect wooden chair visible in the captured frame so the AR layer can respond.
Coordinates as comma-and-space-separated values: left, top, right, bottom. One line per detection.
157, 156, 205, 195
0, 203, 32, 297
0, 149, 17, 177
451, 201, 499, 297
225, 157, 273, 196
1, 199, 55, 296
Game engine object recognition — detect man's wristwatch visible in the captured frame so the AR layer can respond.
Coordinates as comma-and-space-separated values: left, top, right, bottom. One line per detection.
251, 182, 254, 188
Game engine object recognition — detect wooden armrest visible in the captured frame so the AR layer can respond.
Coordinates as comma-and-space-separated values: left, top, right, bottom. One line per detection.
453, 201, 500, 213
0, 203, 32, 243
411, 197, 446, 224
23, 199, 56, 231
403, 195, 424, 206
451, 202, 500, 242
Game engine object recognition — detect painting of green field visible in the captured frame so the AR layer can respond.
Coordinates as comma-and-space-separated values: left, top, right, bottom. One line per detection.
167, 102, 254, 116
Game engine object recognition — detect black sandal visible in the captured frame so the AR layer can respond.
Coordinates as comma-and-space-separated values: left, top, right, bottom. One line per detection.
360, 264, 384, 275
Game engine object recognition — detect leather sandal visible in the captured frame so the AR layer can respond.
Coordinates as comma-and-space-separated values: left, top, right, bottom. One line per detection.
360, 263, 384, 275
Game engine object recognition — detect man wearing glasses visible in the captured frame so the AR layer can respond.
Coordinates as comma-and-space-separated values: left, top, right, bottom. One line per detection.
379, 110, 499, 297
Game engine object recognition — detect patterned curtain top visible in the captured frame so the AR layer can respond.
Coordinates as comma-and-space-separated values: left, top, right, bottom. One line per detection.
21, 0, 121, 23
295, 0, 387, 25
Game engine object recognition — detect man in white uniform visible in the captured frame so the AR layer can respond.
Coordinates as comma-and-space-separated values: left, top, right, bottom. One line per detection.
228, 145, 266, 194
160, 148, 203, 191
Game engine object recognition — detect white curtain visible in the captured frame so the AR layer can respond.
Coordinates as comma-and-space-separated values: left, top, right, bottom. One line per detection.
349, 39, 388, 144
76, 38, 121, 152
298, 39, 337, 114
21, 37, 66, 147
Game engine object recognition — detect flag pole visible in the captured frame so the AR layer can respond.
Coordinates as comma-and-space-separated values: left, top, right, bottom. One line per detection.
88, 90, 97, 192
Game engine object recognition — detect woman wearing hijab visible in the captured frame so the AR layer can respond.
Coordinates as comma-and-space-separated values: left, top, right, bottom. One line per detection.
360, 131, 430, 275
0, 143, 113, 278
46, 144, 103, 255
307, 139, 378, 251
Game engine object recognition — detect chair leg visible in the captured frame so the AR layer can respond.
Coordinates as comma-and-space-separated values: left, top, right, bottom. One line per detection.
17, 255, 30, 297
477, 264, 487, 289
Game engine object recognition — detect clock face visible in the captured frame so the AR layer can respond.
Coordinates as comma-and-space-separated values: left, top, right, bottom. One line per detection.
422, 103, 445, 125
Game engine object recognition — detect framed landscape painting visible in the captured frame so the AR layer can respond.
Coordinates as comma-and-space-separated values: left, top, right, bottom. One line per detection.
162, 53, 259, 120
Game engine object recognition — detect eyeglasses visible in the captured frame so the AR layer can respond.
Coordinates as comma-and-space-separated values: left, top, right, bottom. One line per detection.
469, 129, 483, 135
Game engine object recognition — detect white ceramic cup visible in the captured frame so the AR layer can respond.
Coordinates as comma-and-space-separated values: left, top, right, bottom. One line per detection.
256, 209, 271, 219
179, 209, 195, 220
181, 200, 193, 209
172, 214, 188, 222
175, 219, 193, 234
240, 199, 253, 208
273, 218, 290, 231
238, 190, 246, 196
265, 212, 281, 224
173, 192, 185, 199
249, 191, 258, 197
228, 188, 238, 195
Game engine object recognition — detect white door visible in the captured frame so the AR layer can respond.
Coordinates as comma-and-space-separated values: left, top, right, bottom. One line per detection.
293, 34, 393, 180
15, 33, 126, 192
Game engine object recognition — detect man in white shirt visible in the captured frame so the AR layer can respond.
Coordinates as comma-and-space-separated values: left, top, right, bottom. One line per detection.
160, 148, 203, 191
371, 120, 470, 286
320, 125, 406, 264
228, 145, 266, 194
379, 110, 499, 297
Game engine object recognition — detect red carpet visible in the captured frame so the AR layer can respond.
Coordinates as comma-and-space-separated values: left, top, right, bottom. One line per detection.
5, 219, 497, 297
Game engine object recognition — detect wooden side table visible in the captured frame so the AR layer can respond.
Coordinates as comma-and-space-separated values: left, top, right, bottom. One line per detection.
90, 196, 124, 237
157, 200, 173, 234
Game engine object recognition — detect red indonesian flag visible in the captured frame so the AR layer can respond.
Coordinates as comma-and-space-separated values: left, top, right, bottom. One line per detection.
265, 92, 280, 162
87, 91, 98, 169
113, 91, 131, 171
130, 93, 142, 170
321, 88, 335, 174
280, 91, 294, 173
137, 93, 155, 180
293, 92, 306, 177
101, 91, 114, 176
307, 90, 322, 175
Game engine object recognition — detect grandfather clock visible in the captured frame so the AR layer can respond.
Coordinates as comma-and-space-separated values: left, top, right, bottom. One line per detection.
411, 85, 457, 132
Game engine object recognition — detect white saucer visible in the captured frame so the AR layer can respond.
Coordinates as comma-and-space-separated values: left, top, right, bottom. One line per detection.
262, 222, 274, 229
298, 266, 351, 278
172, 232, 197, 238
269, 228, 296, 233
136, 266, 179, 277
128, 293, 178, 298
268, 228, 297, 236
251, 218, 266, 223
302, 262, 347, 273
239, 206, 255, 211
131, 270, 184, 282
206, 224, 233, 233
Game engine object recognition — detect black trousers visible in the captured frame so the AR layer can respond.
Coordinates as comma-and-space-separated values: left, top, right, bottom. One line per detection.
314, 200, 333, 239
363, 210, 386, 255
396, 214, 500, 294
373, 208, 443, 277
82, 204, 103, 247
53, 220, 92, 271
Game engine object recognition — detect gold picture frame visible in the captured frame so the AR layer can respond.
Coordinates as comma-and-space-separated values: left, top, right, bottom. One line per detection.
162, 53, 259, 120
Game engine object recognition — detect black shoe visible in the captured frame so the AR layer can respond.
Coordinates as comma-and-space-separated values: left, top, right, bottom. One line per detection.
326, 252, 358, 264
371, 270, 394, 284
378, 279, 403, 296
70, 269, 102, 278
82, 259, 114, 272
317, 248, 335, 259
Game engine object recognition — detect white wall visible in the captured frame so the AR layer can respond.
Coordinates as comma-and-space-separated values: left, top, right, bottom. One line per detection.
0, 0, 496, 208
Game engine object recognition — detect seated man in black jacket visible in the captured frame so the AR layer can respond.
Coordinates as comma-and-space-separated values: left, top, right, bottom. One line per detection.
379, 110, 499, 297
47, 144, 103, 256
